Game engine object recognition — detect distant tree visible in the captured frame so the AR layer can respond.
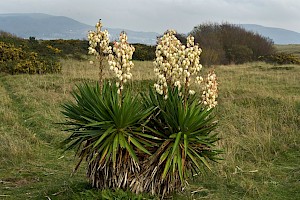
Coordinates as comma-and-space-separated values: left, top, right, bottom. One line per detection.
132, 43, 155, 61
190, 23, 225, 65
190, 22, 275, 65
175, 33, 187, 45
29, 36, 36, 41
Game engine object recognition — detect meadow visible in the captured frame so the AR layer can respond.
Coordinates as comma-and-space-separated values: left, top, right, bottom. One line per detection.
275, 44, 300, 58
0, 58, 299, 199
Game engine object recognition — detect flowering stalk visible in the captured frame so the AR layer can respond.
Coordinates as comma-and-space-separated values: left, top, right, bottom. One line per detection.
153, 30, 203, 102
88, 19, 112, 87
108, 32, 135, 100
201, 70, 218, 109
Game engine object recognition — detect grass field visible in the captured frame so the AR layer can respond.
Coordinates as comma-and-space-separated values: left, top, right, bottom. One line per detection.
0, 59, 299, 199
275, 44, 300, 58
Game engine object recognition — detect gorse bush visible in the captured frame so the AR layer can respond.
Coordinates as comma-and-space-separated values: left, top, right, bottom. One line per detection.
61, 21, 221, 198
0, 41, 61, 74
259, 52, 300, 65
41, 39, 89, 60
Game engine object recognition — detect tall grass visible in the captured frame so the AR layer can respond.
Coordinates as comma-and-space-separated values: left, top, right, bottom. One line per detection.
0, 83, 38, 165
0, 59, 299, 199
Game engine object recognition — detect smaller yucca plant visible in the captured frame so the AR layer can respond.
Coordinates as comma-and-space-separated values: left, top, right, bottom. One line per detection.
62, 26, 152, 190
61, 81, 153, 189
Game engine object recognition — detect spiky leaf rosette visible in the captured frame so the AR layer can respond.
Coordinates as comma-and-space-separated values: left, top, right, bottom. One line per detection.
134, 87, 222, 196
61, 81, 153, 189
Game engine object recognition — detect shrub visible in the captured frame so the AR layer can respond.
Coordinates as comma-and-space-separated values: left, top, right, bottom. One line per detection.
202, 48, 225, 66
41, 39, 89, 59
226, 44, 254, 64
259, 52, 300, 65
0, 41, 61, 74
132, 43, 155, 61
190, 22, 275, 65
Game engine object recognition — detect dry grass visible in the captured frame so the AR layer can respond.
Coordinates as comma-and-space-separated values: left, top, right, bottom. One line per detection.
0, 59, 299, 199
200, 62, 300, 199
275, 44, 300, 58
0, 82, 38, 165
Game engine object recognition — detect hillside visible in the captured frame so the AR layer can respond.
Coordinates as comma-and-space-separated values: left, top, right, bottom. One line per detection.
0, 13, 159, 45
1, 13, 300, 44
240, 24, 300, 44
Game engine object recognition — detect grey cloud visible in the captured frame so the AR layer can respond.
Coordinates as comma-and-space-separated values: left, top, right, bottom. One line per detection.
0, 0, 299, 33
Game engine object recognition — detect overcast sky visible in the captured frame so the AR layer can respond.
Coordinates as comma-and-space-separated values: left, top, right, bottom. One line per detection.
1, 0, 300, 34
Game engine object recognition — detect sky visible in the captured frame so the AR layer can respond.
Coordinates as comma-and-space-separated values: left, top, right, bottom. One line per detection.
1, 0, 300, 34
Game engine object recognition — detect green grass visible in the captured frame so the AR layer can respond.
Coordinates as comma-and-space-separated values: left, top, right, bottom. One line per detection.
0, 60, 299, 199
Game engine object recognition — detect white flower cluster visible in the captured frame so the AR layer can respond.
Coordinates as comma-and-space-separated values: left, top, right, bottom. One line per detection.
202, 70, 218, 109
153, 30, 203, 98
88, 20, 112, 57
108, 32, 135, 94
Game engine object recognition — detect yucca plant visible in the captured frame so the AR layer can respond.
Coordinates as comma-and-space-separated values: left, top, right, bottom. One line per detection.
61, 24, 222, 198
132, 86, 222, 196
61, 81, 154, 189
128, 30, 222, 197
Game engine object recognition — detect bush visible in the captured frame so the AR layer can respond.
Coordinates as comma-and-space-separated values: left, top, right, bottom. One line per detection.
0, 41, 61, 74
259, 52, 300, 65
132, 43, 155, 61
202, 48, 225, 66
41, 39, 89, 60
226, 44, 253, 64
190, 23, 275, 65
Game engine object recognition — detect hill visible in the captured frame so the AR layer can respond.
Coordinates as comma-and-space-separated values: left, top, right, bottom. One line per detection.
1, 13, 300, 44
0, 13, 159, 45
240, 24, 300, 44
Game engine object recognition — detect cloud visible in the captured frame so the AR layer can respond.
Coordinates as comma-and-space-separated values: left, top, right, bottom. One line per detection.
0, 0, 299, 33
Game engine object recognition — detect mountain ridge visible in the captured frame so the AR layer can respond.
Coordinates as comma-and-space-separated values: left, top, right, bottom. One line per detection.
0, 13, 159, 45
0, 13, 299, 44
239, 24, 300, 44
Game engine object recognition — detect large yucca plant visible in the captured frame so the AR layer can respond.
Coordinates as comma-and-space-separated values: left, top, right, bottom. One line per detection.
132, 87, 222, 196
61, 81, 154, 189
